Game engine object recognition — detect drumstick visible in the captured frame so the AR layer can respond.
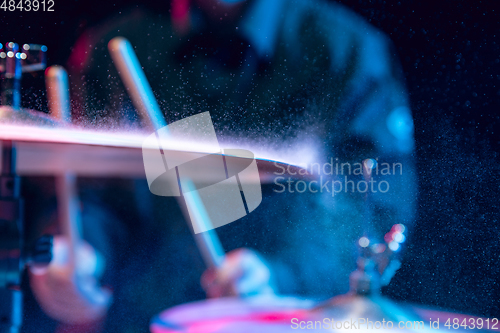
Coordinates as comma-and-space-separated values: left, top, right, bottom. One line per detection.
107, 37, 167, 131
45, 66, 81, 269
108, 37, 225, 268
45, 66, 71, 123
182, 180, 224, 267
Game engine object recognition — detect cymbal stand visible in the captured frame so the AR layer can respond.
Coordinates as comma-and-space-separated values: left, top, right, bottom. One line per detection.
349, 159, 407, 296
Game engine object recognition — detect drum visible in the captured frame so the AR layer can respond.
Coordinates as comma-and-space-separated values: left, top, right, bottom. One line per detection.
151, 295, 314, 333
150, 294, 498, 333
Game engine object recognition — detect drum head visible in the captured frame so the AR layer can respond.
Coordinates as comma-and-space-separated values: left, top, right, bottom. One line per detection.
150, 295, 314, 333
151, 294, 490, 332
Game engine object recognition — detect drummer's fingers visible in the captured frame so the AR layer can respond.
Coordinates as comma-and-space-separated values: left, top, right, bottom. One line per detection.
76, 275, 113, 307
219, 248, 263, 280
217, 248, 274, 296
201, 263, 243, 298
220, 248, 251, 277
201, 248, 272, 297
200, 267, 222, 297
236, 260, 273, 296
200, 267, 217, 286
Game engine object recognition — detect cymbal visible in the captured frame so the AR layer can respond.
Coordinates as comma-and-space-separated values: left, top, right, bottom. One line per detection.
0, 106, 59, 127
313, 294, 429, 332
0, 122, 310, 183
150, 294, 492, 332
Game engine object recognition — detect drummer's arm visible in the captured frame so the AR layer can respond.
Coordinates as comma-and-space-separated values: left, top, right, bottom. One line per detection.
28, 201, 120, 329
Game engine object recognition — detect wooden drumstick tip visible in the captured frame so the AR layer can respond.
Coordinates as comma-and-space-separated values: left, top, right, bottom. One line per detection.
45, 65, 66, 80
45, 65, 71, 123
108, 36, 127, 53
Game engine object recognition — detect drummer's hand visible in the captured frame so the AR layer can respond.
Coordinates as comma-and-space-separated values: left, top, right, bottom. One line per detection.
201, 248, 275, 298
29, 236, 112, 325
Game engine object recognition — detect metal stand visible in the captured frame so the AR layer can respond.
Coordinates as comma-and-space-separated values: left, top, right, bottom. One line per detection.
349, 160, 406, 295
0, 141, 23, 333
0, 42, 51, 333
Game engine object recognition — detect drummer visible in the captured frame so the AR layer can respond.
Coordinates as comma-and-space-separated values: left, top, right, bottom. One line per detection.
29, 0, 416, 331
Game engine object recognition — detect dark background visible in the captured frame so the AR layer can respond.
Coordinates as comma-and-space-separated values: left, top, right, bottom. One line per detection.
2, 0, 499, 319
